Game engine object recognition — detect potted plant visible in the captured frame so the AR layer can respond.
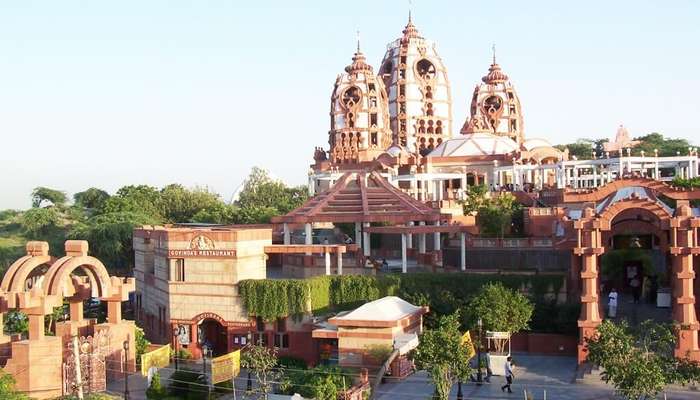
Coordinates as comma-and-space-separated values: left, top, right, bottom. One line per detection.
467, 283, 534, 376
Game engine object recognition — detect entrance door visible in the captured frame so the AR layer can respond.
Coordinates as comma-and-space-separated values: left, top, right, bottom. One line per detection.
199, 319, 228, 356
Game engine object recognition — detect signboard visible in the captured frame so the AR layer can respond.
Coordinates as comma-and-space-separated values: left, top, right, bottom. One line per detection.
175, 324, 190, 345
211, 350, 241, 384
166, 249, 236, 258
461, 331, 476, 360
140, 344, 171, 376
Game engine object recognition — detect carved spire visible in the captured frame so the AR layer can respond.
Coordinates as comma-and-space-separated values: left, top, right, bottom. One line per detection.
402, 8, 422, 40
345, 33, 372, 73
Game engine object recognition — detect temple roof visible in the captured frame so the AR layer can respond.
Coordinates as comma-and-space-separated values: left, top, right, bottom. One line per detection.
271, 171, 444, 224
429, 132, 519, 157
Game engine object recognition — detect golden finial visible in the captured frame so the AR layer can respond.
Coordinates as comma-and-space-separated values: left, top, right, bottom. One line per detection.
356, 30, 361, 53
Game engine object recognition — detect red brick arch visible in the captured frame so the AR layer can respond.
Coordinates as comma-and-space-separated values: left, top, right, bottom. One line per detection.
596, 197, 672, 231
43, 256, 112, 299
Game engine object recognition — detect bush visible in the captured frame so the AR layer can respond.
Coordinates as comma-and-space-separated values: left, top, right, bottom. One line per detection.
146, 371, 167, 399
167, 368, 208, 400
278, 355, 308, 370
530, 301, 580, 336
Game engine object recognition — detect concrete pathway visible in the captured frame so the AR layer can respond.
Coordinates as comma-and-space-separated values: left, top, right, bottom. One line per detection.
375, 355, 699, 400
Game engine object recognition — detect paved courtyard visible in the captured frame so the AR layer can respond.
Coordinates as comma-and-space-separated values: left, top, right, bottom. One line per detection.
375, 355, 700, 400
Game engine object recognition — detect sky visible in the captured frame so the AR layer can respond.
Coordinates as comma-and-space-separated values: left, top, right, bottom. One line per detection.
1, 0, 699, 209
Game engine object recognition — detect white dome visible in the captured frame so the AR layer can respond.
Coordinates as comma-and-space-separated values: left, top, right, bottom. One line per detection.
522, 138, 554, 151
386, 145, 404, 157
428, 132, 518, 157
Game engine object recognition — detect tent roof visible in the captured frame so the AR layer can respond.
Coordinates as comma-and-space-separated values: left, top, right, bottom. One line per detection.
271, 171, 445, 224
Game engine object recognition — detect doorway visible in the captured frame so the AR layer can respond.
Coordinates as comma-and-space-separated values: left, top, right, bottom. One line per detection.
199, 318, 228, 356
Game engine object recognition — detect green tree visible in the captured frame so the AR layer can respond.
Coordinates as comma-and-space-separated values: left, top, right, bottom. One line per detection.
99, 185, 163, 220
633, 132, 692, 157
20, 207, 61, 237
135, 326, 150, 363
31, 186, 68, 208
4, 310, 28, 336
460, 184, 489, 215
0, 369, 29, 400
69, 211, 159, 270
159, 184, 222, 223
146, 371, 167, 399
466, 282, 533, 352
241, 344, 281, 399
73, 188, 110, 209
190, 203, 240, 224
236, 167, 308, 215
555, 139, 596, 160
412, 313, 473, 400
477, 192, 521, 238
586, 320, 700, 400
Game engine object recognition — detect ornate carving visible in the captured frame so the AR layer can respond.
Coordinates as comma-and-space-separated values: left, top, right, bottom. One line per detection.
64, 330, 111, 395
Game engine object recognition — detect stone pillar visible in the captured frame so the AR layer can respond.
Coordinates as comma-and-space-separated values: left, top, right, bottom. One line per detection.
407, 222, 414, 250
401, 233, 408, 274
355, 222, 362, 244
418, 221, 426, 256
363, 222, 371, 257
670, 210, 700, 361
305, 223, 312, 256
325, 251, 331, 276
337, 251, 343, 276
574, 210, 603, 365
70, 300, 83, 322
433, 221, 441, 251
283, 223, 291, 245
28, 314, 45, 341
460, 232, 466, 271
107, 301, 122, 324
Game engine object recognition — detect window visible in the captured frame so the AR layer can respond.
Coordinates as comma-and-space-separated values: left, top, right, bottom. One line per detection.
275, 318, 289, 349
172, 259, 185, 282
370, 113, 377, 126
371, 132, 378, 145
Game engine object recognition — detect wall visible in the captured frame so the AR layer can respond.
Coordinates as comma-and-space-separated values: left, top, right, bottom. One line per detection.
510, 332, 577, 356
443, 248, 571, 272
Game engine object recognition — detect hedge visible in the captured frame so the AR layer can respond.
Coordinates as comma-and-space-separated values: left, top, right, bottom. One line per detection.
238, 273, 565, 324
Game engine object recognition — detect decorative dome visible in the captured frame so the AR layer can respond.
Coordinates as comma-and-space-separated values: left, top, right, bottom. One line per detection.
461, 55, 524, 145
328, 44, 392, 164
386, 145, 404, 157
428, 132, 518, 158
379, 14, 453, 155
522, 138, 554, 151
482, 63, 509, 84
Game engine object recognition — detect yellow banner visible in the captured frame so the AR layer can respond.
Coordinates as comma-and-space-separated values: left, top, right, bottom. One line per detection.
140, 344, 171, 376
461, 331, 476, 360
211, 350, 241, 384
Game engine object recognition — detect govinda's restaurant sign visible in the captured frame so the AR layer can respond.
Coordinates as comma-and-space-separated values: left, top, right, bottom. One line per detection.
166, 235, 236, 258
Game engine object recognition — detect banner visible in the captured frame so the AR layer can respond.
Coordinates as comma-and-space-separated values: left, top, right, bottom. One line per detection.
140, 344, 171, 376
211, 350, 241, 384
461, 331, 476, 360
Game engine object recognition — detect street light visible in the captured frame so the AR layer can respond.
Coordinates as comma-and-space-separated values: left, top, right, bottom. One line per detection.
123, 339, 130, 400
477, 318, 483, 384
246, 331, 253, 392
173, 326, 180, 371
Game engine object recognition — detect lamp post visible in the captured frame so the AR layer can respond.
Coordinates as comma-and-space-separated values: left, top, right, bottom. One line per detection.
456, 378, 463, 400
123, 339, 130, 400
477, 318, 483, 384
173, 326, 180, 371
246, 331, 253, 392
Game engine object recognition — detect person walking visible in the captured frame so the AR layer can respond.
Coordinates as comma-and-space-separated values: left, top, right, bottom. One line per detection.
608, 288, 618, 318
630, 277, 641, 304
501, 356, 514, 394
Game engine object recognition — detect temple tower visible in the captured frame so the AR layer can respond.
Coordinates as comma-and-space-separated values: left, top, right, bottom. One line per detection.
328, 42, 393, 164
379, 13, 452, 155
461, 53, 525, 144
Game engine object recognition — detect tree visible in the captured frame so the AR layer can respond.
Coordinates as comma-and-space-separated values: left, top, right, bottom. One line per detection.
69, 211, 159, 270
586, 320, 700, 400
466, 282, 533, 352
477, 192, 521, 238
190, 203, 240, 224
20, 207, 61, 237
73, 188, 110, 209
633, 132, 692, 157
236, 167, 308, 215
159, 184, 222, 223
0, 369, 29, 400
146, 371, 167, 399
31, 187, 67, 208
555, 139, 597, 160
135, 326, 150, 362
412, 313, 473, 400
460, 184, 489, 215
280, 366, 350, 400
4, 311, 28, 336
99, 185, 163, 220
241, 344, 281, 398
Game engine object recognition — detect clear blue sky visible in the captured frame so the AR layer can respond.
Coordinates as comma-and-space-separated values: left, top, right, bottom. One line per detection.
1, 0, 699, 209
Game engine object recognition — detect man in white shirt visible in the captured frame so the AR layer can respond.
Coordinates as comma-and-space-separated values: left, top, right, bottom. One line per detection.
608, 288, 618, 318
501, 356, 514, 393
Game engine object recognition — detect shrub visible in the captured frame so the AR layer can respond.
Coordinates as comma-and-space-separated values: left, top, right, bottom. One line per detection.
167, 368, 208, 400
146, 371, 167, 399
